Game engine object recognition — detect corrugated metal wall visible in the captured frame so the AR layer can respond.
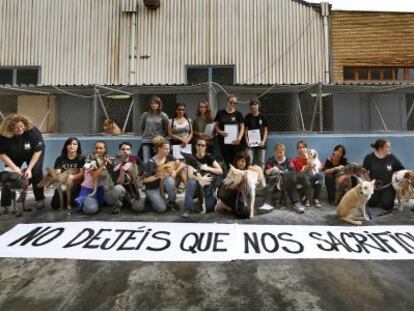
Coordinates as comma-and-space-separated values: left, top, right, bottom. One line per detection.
0, 0, 327, 85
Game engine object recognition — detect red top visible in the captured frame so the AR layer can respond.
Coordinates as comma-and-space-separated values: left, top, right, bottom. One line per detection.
289, 156, 308, 172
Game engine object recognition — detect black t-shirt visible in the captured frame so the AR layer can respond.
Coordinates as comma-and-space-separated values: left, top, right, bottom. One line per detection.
244, 113, 268, 149
363, 152, 404, 184
323, 157, 349, 173
196, 154, 214, 166
0, 127, 44, 167
144, 154, 176, 190
54, 155, 86, 172
214, 109, 244, 142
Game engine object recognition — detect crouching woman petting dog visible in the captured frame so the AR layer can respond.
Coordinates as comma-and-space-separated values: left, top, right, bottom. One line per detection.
50, 137, 85, 210
143, 136, 184, 212
73, 140, 112, 214
363, 139, 404, 211
0, 114, 45, 214
182, 138, 223, 218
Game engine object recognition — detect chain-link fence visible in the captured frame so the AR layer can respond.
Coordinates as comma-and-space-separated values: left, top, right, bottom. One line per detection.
1, 83, 414, 134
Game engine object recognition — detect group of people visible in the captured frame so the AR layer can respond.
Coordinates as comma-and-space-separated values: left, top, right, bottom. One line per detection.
0, 94, 407, 219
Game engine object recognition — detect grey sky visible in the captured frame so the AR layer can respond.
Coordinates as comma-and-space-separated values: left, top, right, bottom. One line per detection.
308, 0, 414, 12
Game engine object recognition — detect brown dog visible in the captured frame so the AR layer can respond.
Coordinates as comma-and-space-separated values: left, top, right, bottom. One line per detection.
38, 168, 81, 213
103, 119, 122, 135
83, 155, 111, 197
392, 169, 414, 212
335, 163, 371, 205
157, 161, 187, 195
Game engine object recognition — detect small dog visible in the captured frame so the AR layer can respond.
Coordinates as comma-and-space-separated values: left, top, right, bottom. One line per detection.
335, 163, 371, 205
84, 154, 111, 197
156, 161, 187, 196
103, 119, 122, 135
218, 164, 266, 219
392, 169, 414, 212
337, 179, 375, 225
304, 149, 322, 175
0, 171, 29, 217
38, 168, 80, 213
113, 151, 142, 198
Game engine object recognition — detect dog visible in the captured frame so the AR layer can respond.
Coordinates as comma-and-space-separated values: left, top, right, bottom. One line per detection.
392, 169, 414, 212
337, 179, 375, 225
335, 163, 371, 205
37, 168, 81, 213
0, 171, 29, 217
156, 160, 187, 196
113, 151, 142, 198
84, 154, 112, 197
103, 119, 122, 135
304, 149, 322, 175
218, 164, 266, 219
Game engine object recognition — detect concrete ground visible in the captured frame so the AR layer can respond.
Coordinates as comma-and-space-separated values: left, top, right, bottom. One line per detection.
0, 190, 413, 311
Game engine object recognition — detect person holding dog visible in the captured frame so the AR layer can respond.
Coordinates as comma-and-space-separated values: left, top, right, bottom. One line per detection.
322, 144, 350, 205
244, 99, 268, 169
73, 140, 112, 214
214, 94, 245, 167
143, 136, 184, 212
50, 137, 86, 210
363, 139, 404, 211
0, 114, 45, 214
111, 142, 144, 214
182, 138, 224, 218
289, 140, 324, 209
139, 96, 169, 166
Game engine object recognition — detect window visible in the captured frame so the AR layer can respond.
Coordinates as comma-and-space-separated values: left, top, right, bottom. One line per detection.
0, 67, 40, 85
186, 66, 235, 85
343, 66, 414, 81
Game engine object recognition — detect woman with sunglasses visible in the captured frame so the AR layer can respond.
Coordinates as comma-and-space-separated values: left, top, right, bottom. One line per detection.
192, 100, 215, 152
214, 94, 244, 167
168, 103, 193, 148
182, 138, 223, 218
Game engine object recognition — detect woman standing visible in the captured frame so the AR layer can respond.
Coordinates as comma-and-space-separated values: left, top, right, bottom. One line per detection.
363, 139, 404, 211
50, 138, 86, 210
192, 100, 215, 152
168, 102, 193, 148
143, 136, 184, 212
214, 94, 244, 167
139, 96, 169, 165
0, 114, 45, 213
244, 99, 268, 168
323, 144, 349, 205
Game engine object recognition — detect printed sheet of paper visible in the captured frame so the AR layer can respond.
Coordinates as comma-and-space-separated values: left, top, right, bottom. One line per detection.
248, 129, 261, 146
204, 123, 215, 136
224, 124, 238, 144
172, 144, 192, 159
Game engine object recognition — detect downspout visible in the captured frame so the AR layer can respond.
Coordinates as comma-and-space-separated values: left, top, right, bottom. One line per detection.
321, 2, 330, 83
130, 11, 137, 85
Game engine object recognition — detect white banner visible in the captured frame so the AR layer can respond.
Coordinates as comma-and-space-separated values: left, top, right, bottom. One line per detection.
0, 222, 413, 261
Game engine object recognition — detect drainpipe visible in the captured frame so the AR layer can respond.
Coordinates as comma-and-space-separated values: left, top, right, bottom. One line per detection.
321, 2, 330, 83
130, 12, 137, 85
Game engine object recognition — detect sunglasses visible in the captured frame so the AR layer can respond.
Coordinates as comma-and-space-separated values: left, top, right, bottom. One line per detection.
196, 144, 206, 147
177, 109, 185, 111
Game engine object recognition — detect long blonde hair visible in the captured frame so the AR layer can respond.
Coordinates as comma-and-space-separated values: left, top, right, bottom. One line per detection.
0, 114, 34, 138
196, 100, 213, 123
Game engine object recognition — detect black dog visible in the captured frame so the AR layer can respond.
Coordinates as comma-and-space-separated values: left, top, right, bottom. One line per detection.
0, 171, 29, 217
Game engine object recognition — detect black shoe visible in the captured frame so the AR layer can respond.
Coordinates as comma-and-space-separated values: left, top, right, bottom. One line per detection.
167, 201, 180, 212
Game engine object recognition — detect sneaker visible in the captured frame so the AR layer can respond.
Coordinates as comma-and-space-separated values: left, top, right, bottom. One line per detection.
181, 211, 191, 218
293, 202, 305, 214
305, 200, 311, 208
167, 201, 180, 212
35, 200, 45, 210
259, 203, 274, 211
0, 206, 6, 215
112, 205, 122, 214
314, 199, 322, 208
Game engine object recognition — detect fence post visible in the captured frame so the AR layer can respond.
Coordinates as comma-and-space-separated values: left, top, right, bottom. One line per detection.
92, 87, 98, 133
208, 82, 217, 116
318, 82, 323, 132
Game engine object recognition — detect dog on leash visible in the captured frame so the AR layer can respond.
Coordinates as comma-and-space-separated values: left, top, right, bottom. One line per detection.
37, 168, 81, 213
0, 171, 29, 217
103, 119, 122, 135
218, 164, 266, 219
337, 179, 375, 225
392, 169, 414, 212
334, 163, 371, 205
304, 149, 322, 175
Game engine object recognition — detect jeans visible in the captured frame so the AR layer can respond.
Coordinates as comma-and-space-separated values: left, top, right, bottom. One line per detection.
145, 176, 175, 212
73, 185, 105, 214
247, 147, 265, 169
184, 178, 216, 212
307, 172, 324, 200
141, 144, 153, 166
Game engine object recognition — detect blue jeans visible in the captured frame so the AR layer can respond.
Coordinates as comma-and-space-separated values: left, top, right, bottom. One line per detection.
307, 172, 324, 200
73, 185, 105, 214
184, 178, 216, 213
145, 176, 175, 212
247, 147, 266, 169
142, 144, 152, 166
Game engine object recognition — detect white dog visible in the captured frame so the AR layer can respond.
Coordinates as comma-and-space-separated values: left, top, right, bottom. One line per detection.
337, 180, 375, 225
221, 165, 266, 218
305, 149, 322, 175
392, 169, 414, 212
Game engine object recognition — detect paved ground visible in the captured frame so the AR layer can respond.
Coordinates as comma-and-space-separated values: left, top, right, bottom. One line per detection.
0, 190, 413, 311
